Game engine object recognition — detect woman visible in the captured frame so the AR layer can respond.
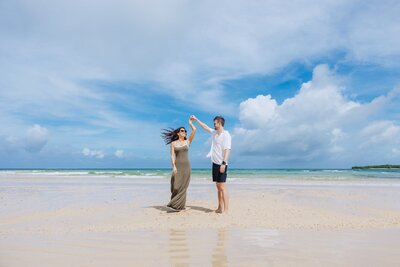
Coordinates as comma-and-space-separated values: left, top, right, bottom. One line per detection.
161, 117, 196, 211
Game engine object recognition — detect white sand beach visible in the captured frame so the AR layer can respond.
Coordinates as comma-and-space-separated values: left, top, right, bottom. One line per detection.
1, 172, 400, 266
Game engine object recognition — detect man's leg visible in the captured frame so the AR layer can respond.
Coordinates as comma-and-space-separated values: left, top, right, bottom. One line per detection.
216, 183, 224, 213
221, 183, 228, 213
217, 182, 228, 213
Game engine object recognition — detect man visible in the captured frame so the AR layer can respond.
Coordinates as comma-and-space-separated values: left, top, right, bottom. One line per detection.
191, 115, 232, 213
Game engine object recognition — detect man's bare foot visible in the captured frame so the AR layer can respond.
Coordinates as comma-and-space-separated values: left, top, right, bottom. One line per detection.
215, 209, 223, 213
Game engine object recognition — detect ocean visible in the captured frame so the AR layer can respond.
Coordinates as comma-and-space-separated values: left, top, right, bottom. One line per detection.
1, 168, 400, 181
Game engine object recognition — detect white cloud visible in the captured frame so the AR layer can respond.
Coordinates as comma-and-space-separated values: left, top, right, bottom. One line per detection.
1, 0, 399, 116
0, 124, 49, 153
239, 95, 278, 129
233, 64, 400, 165
24, 124, 49, 152
360, 121, 400, 145
82, 148, 105, 159
115, 149, 124, 158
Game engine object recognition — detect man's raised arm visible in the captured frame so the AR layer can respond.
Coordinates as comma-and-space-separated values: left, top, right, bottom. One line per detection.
191, 115, 212, 134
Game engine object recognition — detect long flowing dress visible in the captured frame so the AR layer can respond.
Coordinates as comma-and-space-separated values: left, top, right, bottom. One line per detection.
167, 143, 191, 210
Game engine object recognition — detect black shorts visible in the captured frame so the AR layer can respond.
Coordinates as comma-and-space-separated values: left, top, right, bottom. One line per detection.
212, 163, 228, 183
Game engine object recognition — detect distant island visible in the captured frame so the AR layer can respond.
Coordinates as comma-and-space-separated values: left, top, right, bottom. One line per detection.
352, 164, 400, 169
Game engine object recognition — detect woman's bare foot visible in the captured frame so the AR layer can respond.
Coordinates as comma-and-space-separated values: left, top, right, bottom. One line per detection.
215, 209, 223, 213
166, 205, 180, 212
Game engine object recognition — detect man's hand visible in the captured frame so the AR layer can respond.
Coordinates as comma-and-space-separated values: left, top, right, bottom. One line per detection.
220, 165, 226, 173
190, 115, 197, 121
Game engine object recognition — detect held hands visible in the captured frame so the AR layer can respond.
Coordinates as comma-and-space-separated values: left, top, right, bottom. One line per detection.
189, 115, 197, 128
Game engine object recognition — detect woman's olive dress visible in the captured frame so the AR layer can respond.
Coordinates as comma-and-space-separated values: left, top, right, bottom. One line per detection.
167, 143, 191, 210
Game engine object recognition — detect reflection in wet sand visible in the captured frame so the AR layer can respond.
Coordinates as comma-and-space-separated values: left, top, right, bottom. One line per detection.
168, 229, 190, 267
168, 228, 230, 267
1, 228, 400, 266
212, 228, 228, 267
166, 228, 282, 266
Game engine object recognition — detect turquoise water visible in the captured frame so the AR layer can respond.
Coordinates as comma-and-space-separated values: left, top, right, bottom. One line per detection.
1, 168, 400, 180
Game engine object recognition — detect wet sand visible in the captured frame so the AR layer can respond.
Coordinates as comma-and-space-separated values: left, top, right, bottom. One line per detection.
1, 174, 400, 266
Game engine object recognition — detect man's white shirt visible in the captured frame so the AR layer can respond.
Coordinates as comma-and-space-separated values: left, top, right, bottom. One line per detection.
206, 129, 232, 165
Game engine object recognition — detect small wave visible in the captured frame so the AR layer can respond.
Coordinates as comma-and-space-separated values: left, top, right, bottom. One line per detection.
321, 169, 345, 173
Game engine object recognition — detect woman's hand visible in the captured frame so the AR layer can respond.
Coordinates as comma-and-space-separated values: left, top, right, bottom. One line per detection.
173, 165, 177, 175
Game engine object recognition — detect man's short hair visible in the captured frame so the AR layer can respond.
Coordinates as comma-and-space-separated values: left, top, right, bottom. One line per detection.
214, 116, 225, 127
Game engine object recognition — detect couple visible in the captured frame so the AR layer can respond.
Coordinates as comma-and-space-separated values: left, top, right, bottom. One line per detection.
161, 115, 232, 213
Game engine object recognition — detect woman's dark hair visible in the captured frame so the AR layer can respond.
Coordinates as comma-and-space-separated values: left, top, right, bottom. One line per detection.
213, 116, 225, 127
161, 127, 187, 145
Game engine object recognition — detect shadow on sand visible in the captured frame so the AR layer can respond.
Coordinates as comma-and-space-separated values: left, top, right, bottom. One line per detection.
187, 205, 214, 213
150, 205, 214, 213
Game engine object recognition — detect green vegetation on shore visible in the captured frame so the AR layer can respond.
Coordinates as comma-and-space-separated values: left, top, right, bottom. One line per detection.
352, 164, 400, 169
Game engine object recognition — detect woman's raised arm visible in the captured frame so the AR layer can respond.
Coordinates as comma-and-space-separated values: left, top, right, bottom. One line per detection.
187, 118, 197, 145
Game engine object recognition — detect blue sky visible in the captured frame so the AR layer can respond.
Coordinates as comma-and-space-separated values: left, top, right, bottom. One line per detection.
0, 0, 400, 168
